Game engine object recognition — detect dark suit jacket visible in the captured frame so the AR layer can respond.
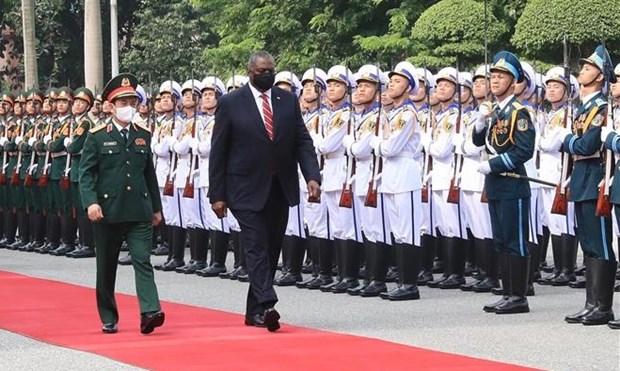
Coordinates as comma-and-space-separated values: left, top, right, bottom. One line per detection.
209, 84, 320, 211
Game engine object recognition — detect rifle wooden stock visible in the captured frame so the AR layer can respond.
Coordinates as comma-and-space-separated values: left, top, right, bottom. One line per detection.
550, 184, 568, 215
37, 173, 49, 187
364, 180, 377, 208
447, 177, 460, 204
60, 174, 70, 190
10, 169, 19, 186
338, 182, 353, 208
182, 179, 194, 198
163, 175, 174, 196
480, 187, 488, 203
0, 172, 6, 185
24, 173, 33, 187
595, 181, 612, 218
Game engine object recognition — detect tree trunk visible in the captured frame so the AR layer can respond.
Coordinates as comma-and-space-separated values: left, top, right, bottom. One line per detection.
21, 0, 37, 89
84, 0, 103, 93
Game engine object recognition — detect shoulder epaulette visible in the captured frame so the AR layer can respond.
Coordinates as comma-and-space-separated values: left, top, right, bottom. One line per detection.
512, 101, 524, 110
89, 123, 106, 133
595, 98, 607, 107
133, 122, 150, 132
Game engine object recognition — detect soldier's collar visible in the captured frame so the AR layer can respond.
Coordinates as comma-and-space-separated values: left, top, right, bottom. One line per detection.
330, 101, 350, 112
580, 91, 601, 105
497, 94, 515, 111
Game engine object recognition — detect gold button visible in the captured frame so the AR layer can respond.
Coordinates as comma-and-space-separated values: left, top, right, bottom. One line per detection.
103, 194, 108, 199
126, 161, 130, 165
108, 150, 112, 154
126, 186, 132, 191
127, 174, 130, 177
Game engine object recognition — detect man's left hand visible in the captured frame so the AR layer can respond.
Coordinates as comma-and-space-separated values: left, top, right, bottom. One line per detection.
307, 180, 321, 202
152, 211, 162, 226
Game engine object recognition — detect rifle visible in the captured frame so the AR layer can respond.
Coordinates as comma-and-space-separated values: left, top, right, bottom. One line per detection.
24, 118, 39, 187
308, 67, 323, 204
365, 64, 382, 208
480, 0, 490, 203
447, 65, 463, 204
551, 35, 572, 215
339, 67, 354, 208
0, 120, 8, 185
163, 77, 176, 197
595, 87, 613, 218
37, 119, 52, 187
60, 116, 73, 190
183, 76, 198, 199
10, 120, 22, 186
421, 67, 433, 203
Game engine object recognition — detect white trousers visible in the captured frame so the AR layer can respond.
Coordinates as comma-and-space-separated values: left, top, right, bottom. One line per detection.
460, 190, 492, 239
180, 188, 204, 229
540, 186, 576, 236
305, 194, 330, 239
324, 190, 363, 242
357, 194, 392, 245
384, 190, 421, 246
163, 188, 183, 228
432, 190, 463, 238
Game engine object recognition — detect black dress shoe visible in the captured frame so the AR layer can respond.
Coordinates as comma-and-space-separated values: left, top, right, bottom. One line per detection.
305, 275, 333, 290
574, 265, 586, 276
175, 261, 196, 273
263, 308, 281, 332
347, 283, 368, 296
483, 297, 509, 313
295, 275, 318, 289
565, 307, 595, 323
244, 313, 266, 327
494, 297, 530, 314
359, 282, 387, 297
490, 285, 504, 295
581, 308, 615, 326
608, 318, 620, 329
140, 311, 165, 334
196, 263, 227, 277
569, 278, 586, 289
118, 254, 132, 265
71, 247, 96, 258
160, 259, 184, 272
438, 274, 466, 289
236, 268, 249, 282
184, 261, 207, 274
152, 244, 170, 256
102, 323, 118, 334
427, 275, 447, 288
331, 278, 359, 293
471, 277, 500, 293
274, 272, 303, 286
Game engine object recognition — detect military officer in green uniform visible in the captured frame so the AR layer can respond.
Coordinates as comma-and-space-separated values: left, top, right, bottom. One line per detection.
0, 92, 15, 246
66, 87, 96, 258
79, 73, 165, 334
563, 45, 617, 326
472, 51, 535, 315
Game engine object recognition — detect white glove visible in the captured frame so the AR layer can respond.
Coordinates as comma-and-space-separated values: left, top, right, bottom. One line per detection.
342, 134, 355, 149
44, 134, 52, 143
63, 137, 72, 148
559, 127, 572, 140
15, 136, 23, 145
0, 137, 8, 146
600, 126, 613, 142
452, 134, 464, 151
165, 136, 177, 148
189, 138, 199, 152
477, 161, 491, 175
28, 137, 37, 147
478, 101, 493, 118
369, 136, 381, 152
420, 134, 431, 151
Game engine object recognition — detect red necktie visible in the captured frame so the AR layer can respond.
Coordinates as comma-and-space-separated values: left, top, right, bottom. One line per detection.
261, 93, 274, 140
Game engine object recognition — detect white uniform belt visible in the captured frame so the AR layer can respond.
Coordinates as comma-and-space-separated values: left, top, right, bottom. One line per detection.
355, 156, 372, 161
51, 151, 67, 158
573, 153, 600, 161
324, 152, 345, 160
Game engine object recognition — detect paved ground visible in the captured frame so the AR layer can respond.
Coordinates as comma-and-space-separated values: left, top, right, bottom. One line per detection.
1, 248, 619, 371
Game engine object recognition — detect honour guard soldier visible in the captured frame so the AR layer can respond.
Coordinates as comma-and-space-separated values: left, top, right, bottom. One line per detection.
343, 65, 392, 297
425, 67, 466, 289
0, 92, 16, 248
368, 61, 423, 300
537, 67, 578, 286
565, 45, 617, 326
66, 88, 96, 258
195, 76, 232, 278
80, 73, 165, 334
473, 51, 535, 314
152, 80, 184, 271
297, 68, 333, 290
172, 79, 205, 274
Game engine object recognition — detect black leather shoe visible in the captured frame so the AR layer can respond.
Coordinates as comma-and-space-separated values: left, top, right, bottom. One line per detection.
70, 247, 96, 258
184, 261, 207, 274
386, 284, 420, 301
244, 313, 266, 327
347, 283, 368, 296
581, 308, 614, 326
196, 263, 227, 277
331, 278, 359, 293
236, 267, 249, 282
275, 272, 303, 286
295, 275, 318, 289
574, 264, 586, 276
494, 297, 530, 314
483, 297, 509, 313
427, 275, 447, 288
263, 308, 280, 332
118, 254, 132, 265
174, 261, 196, 273
569, 278, 586, 289
417, 270, 434, 286
359, 281, 387, 297
438, 274, 466, 289
152, 244, 169, 256
160, 259, 185, 272
608, 319, 620, 329
140, 311, 165, 334
319, 280, 340, 292
102, 323, 118, 334
490, 285, 504, 295
305, 275, 333, 290
472, 277, 500, 293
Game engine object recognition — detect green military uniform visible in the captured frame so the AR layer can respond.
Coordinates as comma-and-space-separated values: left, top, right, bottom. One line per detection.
0, 92, 15, 245
0, 93, 23, 247
79, 73, 164, 332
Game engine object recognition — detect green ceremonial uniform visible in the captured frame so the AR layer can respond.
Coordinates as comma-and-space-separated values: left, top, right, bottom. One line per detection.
67, 113, 94, 217
79, 119, 163, 324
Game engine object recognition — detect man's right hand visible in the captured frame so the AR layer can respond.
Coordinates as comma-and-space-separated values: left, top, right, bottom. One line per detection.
87, 204, 104, 223
212, 201, 227, 219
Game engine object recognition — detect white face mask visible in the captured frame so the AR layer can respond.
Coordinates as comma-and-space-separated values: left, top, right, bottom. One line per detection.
115, 105, 136, 123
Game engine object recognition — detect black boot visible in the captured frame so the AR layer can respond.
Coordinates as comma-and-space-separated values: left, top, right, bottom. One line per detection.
463, 230, 477, 277
494, 254, 530, 314
418, 234, 436, 286
21, 211, 40, 252
296, 236, 320, 288
198, 230, 228, 277
176, 228, 198, 273
184, 228, 209, 274
438, 238, 467, 289
472, 239, 500, 292
384, 244, 421, 301
581, 258, 617, 325
539, 225, 551, 271
152, 223, 170, 256
0, 210, 17, 248
38, 214, 60, 254
306, 238, 334, 290
230, 231, 249, 281
484, 253, 511, 312
8, 211, 29, 250
118, 253, 132, 265
70, 217, 95, 258
320, 238, 345, 292
428, 236, 450, 288
565, 256, 596, 323
331, 240, 360, 293
525, 242, 539, 296
158, 226, 186, 271
386, 239, 399, 282
275, 235, 305, 286
538, 235, 562, 284
349, 239, 373, 296
462, 238, 487, 291
50, 215, 76, 256
360, 241, 389, 297
550, 234, 577, 286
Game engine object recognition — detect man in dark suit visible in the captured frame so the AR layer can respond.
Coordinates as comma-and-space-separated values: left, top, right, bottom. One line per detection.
209, 51, 321, 332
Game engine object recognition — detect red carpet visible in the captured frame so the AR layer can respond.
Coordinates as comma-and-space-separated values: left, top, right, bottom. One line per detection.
0, 270, 537, 370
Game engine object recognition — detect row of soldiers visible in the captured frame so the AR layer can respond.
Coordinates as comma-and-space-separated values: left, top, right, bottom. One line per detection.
1, 48, 619, 329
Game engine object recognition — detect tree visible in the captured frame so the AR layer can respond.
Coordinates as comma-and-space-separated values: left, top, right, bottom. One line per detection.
21, 0, 37, 89
410, 0, 505, 70
512, 0, 620, 66
84, 0, 103, 92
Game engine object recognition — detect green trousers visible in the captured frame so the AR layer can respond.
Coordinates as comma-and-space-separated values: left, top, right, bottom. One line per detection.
94, 221, 161, 324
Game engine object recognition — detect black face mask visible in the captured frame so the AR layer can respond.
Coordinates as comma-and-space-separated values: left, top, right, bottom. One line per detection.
252, 72, 276, 92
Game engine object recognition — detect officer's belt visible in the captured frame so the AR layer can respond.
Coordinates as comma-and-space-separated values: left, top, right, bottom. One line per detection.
7, 151, 18, 156
324, 152, 345, 160
392, 150, 414, 158
51, 151, 67, 158
573, 153, 600, 162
